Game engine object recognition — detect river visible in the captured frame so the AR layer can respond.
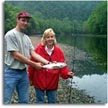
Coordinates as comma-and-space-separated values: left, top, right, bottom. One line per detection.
57, 34, 107, 104
72, 74, 107, 103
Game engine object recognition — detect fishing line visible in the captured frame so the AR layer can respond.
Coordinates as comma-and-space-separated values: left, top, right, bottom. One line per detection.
68, 34, 76, 103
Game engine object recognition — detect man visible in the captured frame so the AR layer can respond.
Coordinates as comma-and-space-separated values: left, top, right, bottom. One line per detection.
4, 11, 49, 104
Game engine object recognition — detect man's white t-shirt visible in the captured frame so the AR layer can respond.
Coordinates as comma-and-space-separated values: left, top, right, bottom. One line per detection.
4, 28, 34, 69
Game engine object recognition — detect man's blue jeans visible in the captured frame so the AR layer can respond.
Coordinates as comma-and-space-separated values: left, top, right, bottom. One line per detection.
35, 88, 57, 104
4, 65, 29, 104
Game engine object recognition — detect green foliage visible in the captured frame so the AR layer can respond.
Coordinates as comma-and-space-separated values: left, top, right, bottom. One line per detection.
4, 1, 102, 35
83, 2, 107, 34
4, 3, 21, 33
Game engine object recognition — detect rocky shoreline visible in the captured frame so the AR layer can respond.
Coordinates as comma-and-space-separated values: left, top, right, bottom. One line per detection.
11, 36, 95, 104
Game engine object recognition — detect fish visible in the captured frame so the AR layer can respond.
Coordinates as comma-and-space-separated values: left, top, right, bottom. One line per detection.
42, 62, 67, 69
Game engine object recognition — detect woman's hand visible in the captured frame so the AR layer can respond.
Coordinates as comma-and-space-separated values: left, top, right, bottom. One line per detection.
67, 72, 74, 78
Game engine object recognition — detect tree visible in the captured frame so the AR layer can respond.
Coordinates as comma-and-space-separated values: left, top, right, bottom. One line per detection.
83, 2, 107, 34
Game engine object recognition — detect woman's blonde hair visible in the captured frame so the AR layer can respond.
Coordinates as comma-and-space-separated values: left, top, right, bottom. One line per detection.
41, 28, 57, 46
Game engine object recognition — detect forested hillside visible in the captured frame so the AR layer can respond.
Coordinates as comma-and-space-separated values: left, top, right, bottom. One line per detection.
6, 1, 101, 21
4, 1, 106, 35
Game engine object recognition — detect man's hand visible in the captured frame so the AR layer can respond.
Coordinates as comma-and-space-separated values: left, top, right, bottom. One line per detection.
30, 81, 33, 86
34, 62, 43, 70
67, 72, 74, 78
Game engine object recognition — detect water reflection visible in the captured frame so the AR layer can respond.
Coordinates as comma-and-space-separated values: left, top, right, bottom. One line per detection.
57, 34, 107, 72
71, 73, 107, 103
57, 34, 107, 104
70, 35, 107, 103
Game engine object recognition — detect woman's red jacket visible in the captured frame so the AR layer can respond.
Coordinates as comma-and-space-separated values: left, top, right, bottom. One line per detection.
28, 44, 71, 90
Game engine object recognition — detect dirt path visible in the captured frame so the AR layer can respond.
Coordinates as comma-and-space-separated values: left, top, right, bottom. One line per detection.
29, 36, 41, 47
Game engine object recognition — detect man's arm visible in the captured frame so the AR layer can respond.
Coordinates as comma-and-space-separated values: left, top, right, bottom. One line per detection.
11, 51, 42, 69
30, 50, 49, 65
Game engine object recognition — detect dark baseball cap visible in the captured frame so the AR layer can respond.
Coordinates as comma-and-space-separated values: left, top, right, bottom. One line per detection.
17, 11, 32, 18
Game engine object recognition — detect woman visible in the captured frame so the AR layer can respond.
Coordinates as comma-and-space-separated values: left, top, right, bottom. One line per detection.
28, 28, 74, 103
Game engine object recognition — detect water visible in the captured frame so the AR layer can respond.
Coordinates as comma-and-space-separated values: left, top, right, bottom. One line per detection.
57, 34, 107, 104
72, 74, 107, 103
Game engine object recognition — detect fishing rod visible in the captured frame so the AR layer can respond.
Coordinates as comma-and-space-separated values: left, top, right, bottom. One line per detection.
68, 30, 77, 103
